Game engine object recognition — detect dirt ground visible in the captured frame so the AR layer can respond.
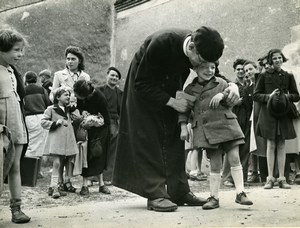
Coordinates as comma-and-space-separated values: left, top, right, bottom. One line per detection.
1, 167, 300, 228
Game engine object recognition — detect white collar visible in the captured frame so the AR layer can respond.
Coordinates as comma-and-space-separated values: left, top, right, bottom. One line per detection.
183, 35, 191, 57
7, 66, 14, 74
59, 105, 65, 112
68, 69, 80, 77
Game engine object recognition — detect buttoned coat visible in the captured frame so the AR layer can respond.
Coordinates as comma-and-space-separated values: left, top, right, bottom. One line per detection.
180, 77, 244, 149
52, 68, 90, 90
41, 104, 79, 156
0, 65, 28, 157
253, 69, 299, 140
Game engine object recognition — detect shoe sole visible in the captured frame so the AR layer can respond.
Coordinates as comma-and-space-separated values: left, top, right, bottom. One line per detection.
12, 218, 31, 224
202, 205, 220, 210
177, 202, 206, 206
235, 200, 253, 205
147, 205, 178, 212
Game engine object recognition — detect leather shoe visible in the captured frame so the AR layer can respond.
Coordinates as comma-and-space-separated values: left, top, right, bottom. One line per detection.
99, 185, 111, 194
147, 198, 178, 212
176, 192, 207, 206
202, 196, 219, 210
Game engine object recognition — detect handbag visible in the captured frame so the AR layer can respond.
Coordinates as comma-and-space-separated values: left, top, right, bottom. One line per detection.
88, 138, 102, 161
288, 101, 300, 119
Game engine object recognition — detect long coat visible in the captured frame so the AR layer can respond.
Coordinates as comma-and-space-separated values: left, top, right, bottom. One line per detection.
113, 29, 205, 200
76, 88, 110, 177
179, 77, 244, 149
253, 69, 300, 140
41, 104, 79, 156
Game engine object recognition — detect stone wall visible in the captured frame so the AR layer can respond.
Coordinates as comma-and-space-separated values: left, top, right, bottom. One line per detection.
0, 0, 113, 85
114, 0, 300, 87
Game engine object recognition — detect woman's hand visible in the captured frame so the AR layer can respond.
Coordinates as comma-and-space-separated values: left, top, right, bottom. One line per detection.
270, 88, 280, 97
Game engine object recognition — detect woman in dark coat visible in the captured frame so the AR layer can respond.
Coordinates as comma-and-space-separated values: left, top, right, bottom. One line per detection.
73, 80, 110, 195
253, 49, 299, 190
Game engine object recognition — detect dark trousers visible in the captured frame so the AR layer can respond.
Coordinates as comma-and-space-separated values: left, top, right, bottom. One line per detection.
103, 119, 119, 181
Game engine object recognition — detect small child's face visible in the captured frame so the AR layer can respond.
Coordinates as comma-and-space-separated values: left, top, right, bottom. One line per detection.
57, 91, 71, 106
1, 42, 24, 66
194, 62, 216, 81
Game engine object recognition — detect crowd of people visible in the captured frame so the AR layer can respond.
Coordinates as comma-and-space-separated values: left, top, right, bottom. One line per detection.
1, 24, 300, 224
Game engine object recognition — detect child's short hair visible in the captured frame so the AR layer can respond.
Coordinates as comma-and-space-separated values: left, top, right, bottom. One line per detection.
0, 29, 27, 52
25, 71, 38, 83
39, 69, 51, 79
53, 86, 71, 104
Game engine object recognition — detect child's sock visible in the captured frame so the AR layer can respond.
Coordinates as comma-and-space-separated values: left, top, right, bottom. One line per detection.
231, 165, 244, 193
210, 173, 221, 199
50, 174, 59, 187
64, 176, 71, 183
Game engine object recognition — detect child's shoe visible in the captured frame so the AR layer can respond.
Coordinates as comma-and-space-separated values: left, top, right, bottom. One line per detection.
79, 186, 89, 196
202, 196, 219, 210
64, 182, 76, 193
58, 183, 67, 196
99, 185, 111, 194
278, 177, 291, 189
264, 177, 275, 189
48, 187, 54, 196
235, 192, 253, 205
52, 187, 61, 199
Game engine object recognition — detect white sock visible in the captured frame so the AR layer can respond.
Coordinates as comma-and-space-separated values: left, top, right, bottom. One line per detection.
210, 173, 221, 199
231, 165, 244, 193
50, 174, 59, 187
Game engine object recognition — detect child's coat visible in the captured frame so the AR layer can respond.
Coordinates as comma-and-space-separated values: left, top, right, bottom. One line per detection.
41, 104, 79, 156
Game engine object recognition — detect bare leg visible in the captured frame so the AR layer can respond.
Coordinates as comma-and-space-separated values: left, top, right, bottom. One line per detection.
8, 144, 23, 199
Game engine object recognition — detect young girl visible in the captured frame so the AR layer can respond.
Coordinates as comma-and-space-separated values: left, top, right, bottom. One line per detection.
179, 61, 253, 210
0, 29, 31, 223
41, 87, 79, 198
253, 49, 300, 189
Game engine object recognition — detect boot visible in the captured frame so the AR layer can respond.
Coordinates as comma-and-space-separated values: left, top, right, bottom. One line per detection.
10, 199, 31, 223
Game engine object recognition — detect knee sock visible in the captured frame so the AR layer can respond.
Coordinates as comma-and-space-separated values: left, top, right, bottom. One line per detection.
231, 165, 244, 193
210, 173, 221, 199
50, 174, 59, 187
